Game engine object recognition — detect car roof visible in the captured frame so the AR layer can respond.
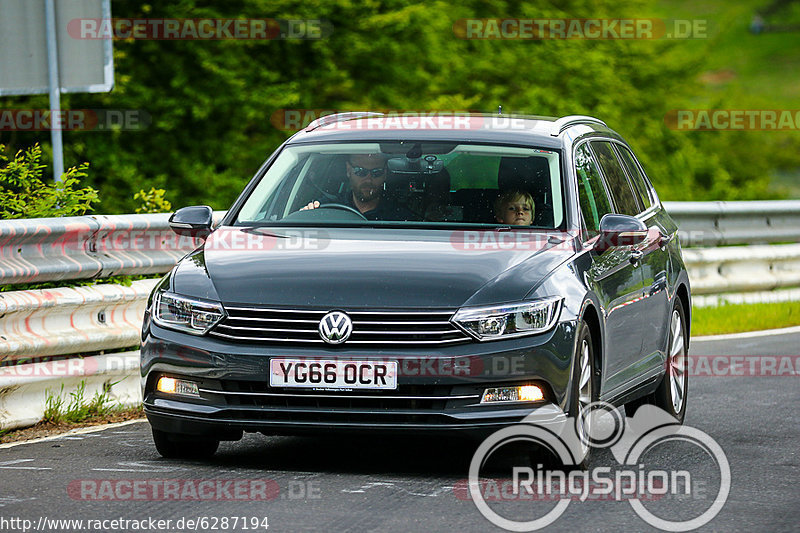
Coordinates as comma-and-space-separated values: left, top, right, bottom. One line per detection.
284, 112, 623, 149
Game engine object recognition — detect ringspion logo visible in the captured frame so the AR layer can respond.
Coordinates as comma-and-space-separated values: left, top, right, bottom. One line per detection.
468, 403, 730, 531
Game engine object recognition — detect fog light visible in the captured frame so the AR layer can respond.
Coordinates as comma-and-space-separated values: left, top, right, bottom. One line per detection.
156, 377, 176, 394
156, 376, 199, 397
518, 385, 544, 402
481, 385, 544, 404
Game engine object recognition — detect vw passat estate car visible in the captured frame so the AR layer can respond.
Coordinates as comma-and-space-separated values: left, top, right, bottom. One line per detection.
141, 113, 691, 459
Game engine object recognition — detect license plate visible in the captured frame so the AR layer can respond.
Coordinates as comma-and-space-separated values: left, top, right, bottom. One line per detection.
269, 358, 398, 390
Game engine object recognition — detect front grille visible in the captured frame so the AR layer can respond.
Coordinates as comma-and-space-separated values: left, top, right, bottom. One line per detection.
197, 382, 483, 426
206, 382, 476, 410
209, 306, 472, 346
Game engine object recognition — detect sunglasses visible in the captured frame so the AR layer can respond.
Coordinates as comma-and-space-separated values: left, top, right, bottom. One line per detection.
349, 165, 386, 178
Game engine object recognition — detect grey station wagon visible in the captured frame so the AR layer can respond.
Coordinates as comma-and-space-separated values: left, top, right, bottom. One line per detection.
141, 113, 691, 459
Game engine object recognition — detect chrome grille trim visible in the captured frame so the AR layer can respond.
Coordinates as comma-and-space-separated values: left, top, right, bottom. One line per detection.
224, 307, 456, 316
208, 332, 470, 345
215, 326, 458, 336
227, 317, 319, 324
209, 306, 472, 346
351, 320, 453, 326
224, 306, 327, 314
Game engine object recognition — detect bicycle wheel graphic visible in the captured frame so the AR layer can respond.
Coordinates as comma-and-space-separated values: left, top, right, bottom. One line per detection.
468, 423, 577, 532
623, 425, 731, 532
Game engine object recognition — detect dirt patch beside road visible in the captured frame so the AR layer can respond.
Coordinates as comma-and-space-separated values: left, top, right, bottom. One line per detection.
0, 407, 145, 444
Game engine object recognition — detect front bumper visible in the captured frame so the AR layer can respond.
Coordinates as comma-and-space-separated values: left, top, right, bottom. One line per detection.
141, 320, 578, 438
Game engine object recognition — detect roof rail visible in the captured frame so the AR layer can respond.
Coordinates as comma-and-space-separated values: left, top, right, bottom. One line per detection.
550, 115, 607, 136
305, 112, 385, 132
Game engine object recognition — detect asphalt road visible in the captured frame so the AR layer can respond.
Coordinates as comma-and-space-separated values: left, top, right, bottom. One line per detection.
1, 331, 798, 533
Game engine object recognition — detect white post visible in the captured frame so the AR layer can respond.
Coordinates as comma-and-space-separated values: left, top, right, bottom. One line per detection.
44, 0, 64, 181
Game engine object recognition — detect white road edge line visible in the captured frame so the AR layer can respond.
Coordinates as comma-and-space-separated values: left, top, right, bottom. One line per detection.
693, 325, 800, 342
0, 419, 147, 450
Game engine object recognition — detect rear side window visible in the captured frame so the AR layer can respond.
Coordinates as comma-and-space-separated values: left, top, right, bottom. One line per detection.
574, 143, 612, 233
590, 141, 641, 216
615, 145, 654, 211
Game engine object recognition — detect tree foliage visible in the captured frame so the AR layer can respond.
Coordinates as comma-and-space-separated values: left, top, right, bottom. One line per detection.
0, 0, 796, 213
134, 187, 172, 213
0, 144, 98, 219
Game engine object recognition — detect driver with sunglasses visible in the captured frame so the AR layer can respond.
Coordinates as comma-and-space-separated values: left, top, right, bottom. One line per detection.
302, 153, 416, 221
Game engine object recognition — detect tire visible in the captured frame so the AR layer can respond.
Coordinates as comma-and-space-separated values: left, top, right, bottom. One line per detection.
525, 319, 596, 471
152, 429, 220, 459
625, 298, 688, 424
569, 319, 596, 469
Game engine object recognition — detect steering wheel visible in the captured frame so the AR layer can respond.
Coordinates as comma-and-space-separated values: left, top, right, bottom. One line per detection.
305, 177, 340, 202
317, 203, 368, 220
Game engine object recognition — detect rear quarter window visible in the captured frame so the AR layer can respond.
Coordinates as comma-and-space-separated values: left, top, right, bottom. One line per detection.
590, 141, 642, 216
614, 145, 655, 211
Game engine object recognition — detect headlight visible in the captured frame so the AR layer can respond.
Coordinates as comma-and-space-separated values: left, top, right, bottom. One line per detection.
152, 292, 225, 335
452, 297, 562, 341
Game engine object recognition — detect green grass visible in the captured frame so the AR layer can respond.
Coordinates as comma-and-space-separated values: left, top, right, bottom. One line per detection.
654, 0, 800, 197
43, 381, 121, 425
692, 300, 800, 336
655, 0, 800, 107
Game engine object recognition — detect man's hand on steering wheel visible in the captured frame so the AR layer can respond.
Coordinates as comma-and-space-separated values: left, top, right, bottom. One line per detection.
300, 200, 321, 211
297, 201, 368, 220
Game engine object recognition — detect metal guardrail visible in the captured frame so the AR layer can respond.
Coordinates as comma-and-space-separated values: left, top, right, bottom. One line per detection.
0, 351, 140, 430
683, 243, 800, 295
0, 277, 151, 430
0, 214, 209, 286
663, 201, 800, 302
0, 279, 158, 363
1, 202, 797, 284
663, 200, 800, 247
1, 201, 799, 430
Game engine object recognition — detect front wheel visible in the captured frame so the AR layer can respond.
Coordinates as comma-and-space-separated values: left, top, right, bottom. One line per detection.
526, 320, 595, 470
570, 320, 596, 468
626, 299, 688, 423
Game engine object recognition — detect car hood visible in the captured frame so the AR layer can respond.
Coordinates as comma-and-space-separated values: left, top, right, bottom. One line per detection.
173, 227, 577, 309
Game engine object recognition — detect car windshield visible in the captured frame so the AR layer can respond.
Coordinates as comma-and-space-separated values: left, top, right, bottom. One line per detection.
234, 141, 564, 228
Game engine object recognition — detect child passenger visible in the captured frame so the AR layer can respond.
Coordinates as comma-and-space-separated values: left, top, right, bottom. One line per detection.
494, 190, 535, 226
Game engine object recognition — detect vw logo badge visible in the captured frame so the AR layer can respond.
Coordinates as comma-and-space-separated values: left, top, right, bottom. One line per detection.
319, 311, 353, 344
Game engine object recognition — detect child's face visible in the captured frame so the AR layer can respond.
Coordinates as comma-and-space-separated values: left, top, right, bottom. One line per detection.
497, 198, 533, 225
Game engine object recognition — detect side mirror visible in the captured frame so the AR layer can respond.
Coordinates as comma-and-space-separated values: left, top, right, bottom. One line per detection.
169, 205, 213, 237
594, 214, 647, 253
